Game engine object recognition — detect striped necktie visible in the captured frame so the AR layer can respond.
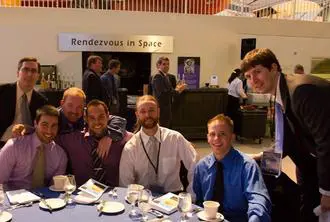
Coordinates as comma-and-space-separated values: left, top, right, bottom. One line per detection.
89, 138, 107, 185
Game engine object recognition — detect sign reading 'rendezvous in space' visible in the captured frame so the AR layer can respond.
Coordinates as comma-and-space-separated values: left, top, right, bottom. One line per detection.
58, 33, 174, 53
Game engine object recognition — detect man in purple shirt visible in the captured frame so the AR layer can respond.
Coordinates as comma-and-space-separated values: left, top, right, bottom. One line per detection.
0, 105, 67, 190
57, 100, 131, 187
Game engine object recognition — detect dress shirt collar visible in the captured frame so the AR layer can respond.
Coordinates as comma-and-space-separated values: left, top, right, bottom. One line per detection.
16, 82, 33, 103
275, 73, 284, 109
31, 132, 56, 151
140, 125, 161, 145
206, 148, 236, 170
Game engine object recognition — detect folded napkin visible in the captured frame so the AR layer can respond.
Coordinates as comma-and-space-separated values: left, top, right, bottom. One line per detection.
6, 189, 41, 204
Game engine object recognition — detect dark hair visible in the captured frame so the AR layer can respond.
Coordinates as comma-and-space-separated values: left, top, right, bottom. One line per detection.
87, 55, 102, 68
156, 56, 169, 66
17, 57, 38, 72
228, 68, 241, 84
35, 105, 60, 124
207, 114, 234, 133
85, 99, 109, 116
294, 64, 304, 73
108, 59, 121, 70
240, 48, 282, 73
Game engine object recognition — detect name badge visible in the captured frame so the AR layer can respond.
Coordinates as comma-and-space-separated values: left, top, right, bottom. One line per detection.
261, 151, 282, 177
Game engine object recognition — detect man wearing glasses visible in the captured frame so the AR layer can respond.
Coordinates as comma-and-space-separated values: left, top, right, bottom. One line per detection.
0, 57, 48, 148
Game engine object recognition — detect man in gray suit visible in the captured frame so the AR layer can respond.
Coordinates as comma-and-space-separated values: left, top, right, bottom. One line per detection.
151, 57, 186, 128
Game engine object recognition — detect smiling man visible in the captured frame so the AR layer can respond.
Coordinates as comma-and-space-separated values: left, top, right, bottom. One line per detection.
193, 114, 271, 222
0, 57, 48, 148
0, 105, 67, 190
57, 99, 131, 186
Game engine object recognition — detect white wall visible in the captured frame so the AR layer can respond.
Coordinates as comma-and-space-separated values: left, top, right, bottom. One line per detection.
1, 8, 330, 88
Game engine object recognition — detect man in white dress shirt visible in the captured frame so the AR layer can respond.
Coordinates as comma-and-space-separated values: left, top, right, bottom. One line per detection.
119, 95, 197, 194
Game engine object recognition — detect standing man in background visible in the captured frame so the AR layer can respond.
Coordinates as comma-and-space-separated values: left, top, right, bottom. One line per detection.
0, 57, 47, 148
82, 55, 109, 106
101, 59, 121, 115
294, 64, 305, 75
151, 57, 186, 128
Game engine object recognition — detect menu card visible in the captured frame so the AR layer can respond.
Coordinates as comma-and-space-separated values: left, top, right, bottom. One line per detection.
150, 192, 179, 214
6, 189, 41, 204
78, 179, 108, 199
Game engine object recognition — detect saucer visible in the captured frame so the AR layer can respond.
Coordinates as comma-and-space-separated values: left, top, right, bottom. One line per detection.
39, 198, 66, 210
49, 185, 65, 192
197, 211, 224, 222
0, 211, 12, 222
97, 201, 125, 214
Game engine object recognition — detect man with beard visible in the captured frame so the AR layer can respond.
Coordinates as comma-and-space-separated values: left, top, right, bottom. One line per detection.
119, 95, 197, 194
0, 105, 67, 190
56, 100, 131, 186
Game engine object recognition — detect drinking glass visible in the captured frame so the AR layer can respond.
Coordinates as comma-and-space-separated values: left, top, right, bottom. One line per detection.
64, 175, 76, 205
177, 192, 192, 222
0, 184, 4, 216
127, 184, 142, 219
138, 189, 152, 222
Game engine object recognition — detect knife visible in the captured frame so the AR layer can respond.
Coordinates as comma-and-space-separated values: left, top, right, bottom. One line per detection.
41, 198, 53, 213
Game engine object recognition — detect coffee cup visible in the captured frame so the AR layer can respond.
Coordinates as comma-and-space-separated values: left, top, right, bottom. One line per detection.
203, 201, 220, 219
53, 175, 68, 190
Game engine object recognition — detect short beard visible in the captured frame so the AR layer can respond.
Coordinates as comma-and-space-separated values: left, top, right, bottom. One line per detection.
139, 118, 158, 129
90, 128, 107, 139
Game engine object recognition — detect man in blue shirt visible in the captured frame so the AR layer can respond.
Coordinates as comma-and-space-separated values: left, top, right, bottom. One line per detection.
193, 114, 271, 222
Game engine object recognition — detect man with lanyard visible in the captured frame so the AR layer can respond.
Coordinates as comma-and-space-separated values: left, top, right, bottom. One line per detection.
119, 95, 197, 194
241, 48, 330, 221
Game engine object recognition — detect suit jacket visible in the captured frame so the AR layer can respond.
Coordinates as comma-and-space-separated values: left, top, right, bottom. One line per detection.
0, 82, 48, 139
82, 68, 109, 106
280, 73, 330, 191
151, 71, 178, 128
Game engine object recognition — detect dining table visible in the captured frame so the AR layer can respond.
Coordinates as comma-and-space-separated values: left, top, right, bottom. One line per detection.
2, 187, 224, 222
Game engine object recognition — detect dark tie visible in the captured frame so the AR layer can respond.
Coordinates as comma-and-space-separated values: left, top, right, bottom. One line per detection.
212, 161, 224, 213
274, 102, 284, 153
21, 93, 32, 126
90, 138, 107, 185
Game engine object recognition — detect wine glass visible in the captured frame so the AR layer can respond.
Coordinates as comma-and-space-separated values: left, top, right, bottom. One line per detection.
64, 175, 76, 205
127, 184, 143, 219
177, 192, 192, 222
138, 189, 152, 222
0, 184, 4, 216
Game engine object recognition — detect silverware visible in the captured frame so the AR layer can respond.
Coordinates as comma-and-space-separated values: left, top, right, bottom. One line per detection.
98, 200, 105, 217
6, 202, 33, 211
40, 199, 53, 213
187, 207, 203, 218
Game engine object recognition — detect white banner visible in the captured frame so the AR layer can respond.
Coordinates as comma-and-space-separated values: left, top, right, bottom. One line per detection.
58, 33, 173, 53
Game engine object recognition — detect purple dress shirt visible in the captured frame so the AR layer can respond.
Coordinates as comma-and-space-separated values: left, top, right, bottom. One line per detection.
0, 133, 68, 190
56, 131, 127, 187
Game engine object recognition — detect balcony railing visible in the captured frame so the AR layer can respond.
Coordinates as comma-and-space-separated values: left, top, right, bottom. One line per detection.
1, 0, 329, 22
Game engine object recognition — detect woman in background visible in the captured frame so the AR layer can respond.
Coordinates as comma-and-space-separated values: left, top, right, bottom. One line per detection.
226, 68, 247, 133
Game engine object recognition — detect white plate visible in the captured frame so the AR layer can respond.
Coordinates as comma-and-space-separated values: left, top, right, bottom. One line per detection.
49, 185, 65, 192
197, 211, 224, 222
97, 201, 125, 214
39, 198, 66, 210
74, 193, 98, 204
0, 211, 12, 222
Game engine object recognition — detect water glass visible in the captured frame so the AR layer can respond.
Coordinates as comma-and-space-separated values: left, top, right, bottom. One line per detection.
127, 184, 142, 219
138, 189, 152, 222
177, 192, 192, 222
64, 175, 76, 205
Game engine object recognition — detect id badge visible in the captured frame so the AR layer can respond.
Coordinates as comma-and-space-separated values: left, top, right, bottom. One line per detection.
261, 151, 282, 177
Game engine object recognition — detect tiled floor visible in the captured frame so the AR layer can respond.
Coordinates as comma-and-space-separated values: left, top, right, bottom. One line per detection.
193, 138, 297, 183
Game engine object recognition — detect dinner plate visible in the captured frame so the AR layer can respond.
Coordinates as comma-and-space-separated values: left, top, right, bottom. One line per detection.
0, 211, 12, 222
197, 211, 224, 222
49, 185, 65, 192
97, 201, 125, 214
39, 198, 66, 210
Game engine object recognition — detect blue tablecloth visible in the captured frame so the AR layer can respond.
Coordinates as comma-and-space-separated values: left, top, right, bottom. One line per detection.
4, 187, 206, 222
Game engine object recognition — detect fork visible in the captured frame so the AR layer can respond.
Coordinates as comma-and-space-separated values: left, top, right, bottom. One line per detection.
6, 202, 33, 211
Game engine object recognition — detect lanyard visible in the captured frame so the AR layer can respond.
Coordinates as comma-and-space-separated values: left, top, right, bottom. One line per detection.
139, 130, 162, 176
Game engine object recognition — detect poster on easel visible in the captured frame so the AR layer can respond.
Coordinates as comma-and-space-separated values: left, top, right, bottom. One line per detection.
177, 57, 200, 89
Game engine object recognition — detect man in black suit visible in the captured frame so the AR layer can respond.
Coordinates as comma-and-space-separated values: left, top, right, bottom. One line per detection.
0, 57, 47, 147
151, 57, 186, 128
82, 55, 109, 106
241, 48, 330, 222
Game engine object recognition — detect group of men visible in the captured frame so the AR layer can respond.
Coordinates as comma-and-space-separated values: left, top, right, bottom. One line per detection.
1, 48, 330, 221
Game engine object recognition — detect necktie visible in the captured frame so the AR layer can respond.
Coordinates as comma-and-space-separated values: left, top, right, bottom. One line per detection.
212, 161, 224, 213
20, 93, 32, 126
90, 138, 107, 184
274, 102, 284, 153
147, 136, 159, 185
31, 145, 45, 188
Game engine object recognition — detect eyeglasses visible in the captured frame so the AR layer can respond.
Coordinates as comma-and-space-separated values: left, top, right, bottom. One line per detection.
20, 67, 38, 74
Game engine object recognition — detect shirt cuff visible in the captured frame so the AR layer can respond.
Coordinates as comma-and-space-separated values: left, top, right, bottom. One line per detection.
319, 188, 330, 196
